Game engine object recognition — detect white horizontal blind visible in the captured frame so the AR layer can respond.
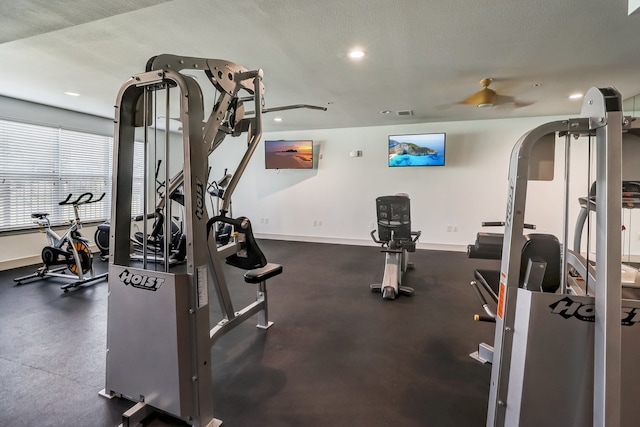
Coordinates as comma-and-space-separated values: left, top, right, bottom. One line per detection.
0, 119, 145, 231
58, 128, 112, 222
0, 120, 60, 230
131, 141, 145, 217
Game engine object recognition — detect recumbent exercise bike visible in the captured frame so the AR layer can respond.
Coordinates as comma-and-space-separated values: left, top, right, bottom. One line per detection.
14, 192, 109, 292
370, 194, 421, 300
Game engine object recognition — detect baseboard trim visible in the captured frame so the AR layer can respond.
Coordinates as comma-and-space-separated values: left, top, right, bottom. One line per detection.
0, 237, 467, 271
0, 255, 42, 272
254, 233, 467, 252
0, 245, 101, 271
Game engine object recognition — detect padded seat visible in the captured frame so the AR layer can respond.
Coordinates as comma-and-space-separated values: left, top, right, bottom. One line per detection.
244, 263, 283, 283
520, 233, 561, 293
469, 233, 561, 321
467, 232, 504, 259
375, 195, 412, 243
31, 212, 49, 219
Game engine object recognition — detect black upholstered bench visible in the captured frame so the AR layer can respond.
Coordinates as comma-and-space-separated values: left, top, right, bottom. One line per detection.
244, 263, 283, 284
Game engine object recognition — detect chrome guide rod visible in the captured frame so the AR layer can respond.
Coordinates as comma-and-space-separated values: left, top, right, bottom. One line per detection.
164, 85, 171, 271
560, 132, 571, 294
142, 87, 149, 270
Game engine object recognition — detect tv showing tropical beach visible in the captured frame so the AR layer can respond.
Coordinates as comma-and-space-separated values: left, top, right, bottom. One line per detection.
388, 133, 446, 167
265, 139, 314, 169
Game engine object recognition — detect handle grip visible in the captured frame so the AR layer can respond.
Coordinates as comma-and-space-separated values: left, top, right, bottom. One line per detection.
481, 221, 536, 229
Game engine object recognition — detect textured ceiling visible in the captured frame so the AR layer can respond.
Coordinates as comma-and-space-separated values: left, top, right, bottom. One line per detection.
1, 0, 640, 132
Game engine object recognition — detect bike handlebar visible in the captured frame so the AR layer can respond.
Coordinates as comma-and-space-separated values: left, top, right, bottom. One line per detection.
58, 192, 106, 206
481, 221, 536, 230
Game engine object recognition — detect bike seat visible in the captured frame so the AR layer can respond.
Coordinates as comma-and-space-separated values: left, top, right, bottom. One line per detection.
31, 212, 49, 219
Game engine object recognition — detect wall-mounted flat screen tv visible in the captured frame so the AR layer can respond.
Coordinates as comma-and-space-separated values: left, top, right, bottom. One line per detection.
388, 132, 446, 167
265, 139, 314, 169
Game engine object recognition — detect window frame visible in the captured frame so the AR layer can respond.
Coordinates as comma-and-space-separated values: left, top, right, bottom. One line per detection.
0, 118, 143, 233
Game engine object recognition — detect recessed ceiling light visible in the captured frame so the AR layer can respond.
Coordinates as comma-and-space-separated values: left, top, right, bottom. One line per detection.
348, 49, 366, 60
569, 93, 583, 100
532, 83, 542, 88
64, 91, 80, 97
273, 117, 283, 122
380, 110, 392, 114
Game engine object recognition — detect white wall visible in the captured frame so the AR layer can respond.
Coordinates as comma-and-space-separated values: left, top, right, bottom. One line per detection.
3, 94, 640, 270
0, 95, 113, 135
208, 115, 591, 251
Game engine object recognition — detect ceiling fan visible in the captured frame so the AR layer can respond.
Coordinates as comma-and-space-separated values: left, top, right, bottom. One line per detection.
460, 78, 517, 108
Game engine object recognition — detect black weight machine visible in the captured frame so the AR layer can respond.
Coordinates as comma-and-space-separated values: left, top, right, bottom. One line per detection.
369, 194, 421, 300
466, 221, 562, 364
94, 160, 186, 264
467, 221, 559, 322
207, 168, 233, 246
14, 192, 109, 292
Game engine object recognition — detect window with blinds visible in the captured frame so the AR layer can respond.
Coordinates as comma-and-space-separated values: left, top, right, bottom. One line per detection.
0, 119, 144, 231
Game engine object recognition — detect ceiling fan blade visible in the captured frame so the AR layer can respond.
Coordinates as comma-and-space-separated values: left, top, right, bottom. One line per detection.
461, 87, 496, 106
493, 94, 515, 105
513, 100, 535, 108
493, 98, 535, 109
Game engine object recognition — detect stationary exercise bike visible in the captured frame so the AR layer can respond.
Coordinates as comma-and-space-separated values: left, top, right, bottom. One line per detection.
370, 194, 421, 300
14, 192, 109, 291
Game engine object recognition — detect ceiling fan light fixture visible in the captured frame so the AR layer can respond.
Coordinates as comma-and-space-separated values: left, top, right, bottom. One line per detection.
460, 79, 499, 107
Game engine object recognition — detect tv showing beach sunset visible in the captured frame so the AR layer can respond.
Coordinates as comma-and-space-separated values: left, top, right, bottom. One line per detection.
265, 139, 314, 169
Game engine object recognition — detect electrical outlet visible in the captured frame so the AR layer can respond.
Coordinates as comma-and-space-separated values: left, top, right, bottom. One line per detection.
453, 225, 458, 232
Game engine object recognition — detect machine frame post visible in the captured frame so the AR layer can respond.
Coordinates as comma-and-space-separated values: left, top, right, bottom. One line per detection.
486, 87, 635, 427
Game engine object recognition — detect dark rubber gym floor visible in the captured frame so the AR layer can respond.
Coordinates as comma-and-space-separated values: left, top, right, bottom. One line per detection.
0, 239, 496, 426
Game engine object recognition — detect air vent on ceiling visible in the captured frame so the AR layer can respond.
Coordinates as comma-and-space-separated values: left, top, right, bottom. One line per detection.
396, 109, 413, 116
